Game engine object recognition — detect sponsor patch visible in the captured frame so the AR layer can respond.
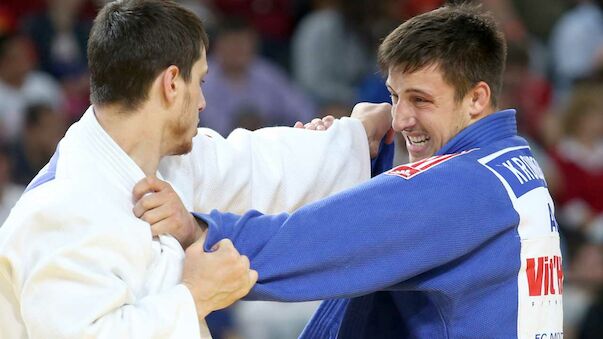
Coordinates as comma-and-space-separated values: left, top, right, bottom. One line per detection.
386, 149, 476, 180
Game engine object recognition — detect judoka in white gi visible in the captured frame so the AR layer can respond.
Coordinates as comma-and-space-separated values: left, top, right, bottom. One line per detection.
0, 1, 392, 338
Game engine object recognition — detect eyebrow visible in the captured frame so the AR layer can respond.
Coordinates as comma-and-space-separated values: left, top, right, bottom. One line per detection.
386, 84, 433, 98
405, 88, 433, 97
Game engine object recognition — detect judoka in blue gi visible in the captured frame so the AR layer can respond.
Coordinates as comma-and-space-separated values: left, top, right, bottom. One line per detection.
0, 1, 393, 338
141, 4, 564, 338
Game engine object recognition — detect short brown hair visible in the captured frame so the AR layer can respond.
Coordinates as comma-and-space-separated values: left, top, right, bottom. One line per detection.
88, 0, 209, 110
378, 4, 507, 108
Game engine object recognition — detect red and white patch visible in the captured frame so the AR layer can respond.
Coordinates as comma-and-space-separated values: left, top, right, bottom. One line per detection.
386, 149, 477, 179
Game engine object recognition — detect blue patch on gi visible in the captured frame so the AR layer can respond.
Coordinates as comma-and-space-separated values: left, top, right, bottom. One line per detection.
485, 148, 547, 198
25, 147, 60, 192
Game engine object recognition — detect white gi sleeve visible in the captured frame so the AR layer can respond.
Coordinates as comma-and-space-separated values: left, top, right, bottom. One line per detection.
2, 196, 202, 339
188, 117, 370, 214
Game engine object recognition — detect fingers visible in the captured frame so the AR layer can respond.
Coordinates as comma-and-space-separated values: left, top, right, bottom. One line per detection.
304, 118, 321, 130
133, 189, 167, 217
135, 194, 175, 224
212, 238, 233, 252
132, 176, 170, 202
304, 117, 332, 131
293, 121, 304, 128
218, 238, 235, 251
322, 115, 335, 129
234, 269, 258, 300
240, 255, 250, 271
248, 269, 258, 285
150, 218, 175, 237
187, 234, 206, 251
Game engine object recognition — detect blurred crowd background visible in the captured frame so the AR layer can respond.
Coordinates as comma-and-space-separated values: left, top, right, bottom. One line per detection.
0, 0, 602, 338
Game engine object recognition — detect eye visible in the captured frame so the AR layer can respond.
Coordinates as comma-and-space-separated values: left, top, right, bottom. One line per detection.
412, 96, 430, 105
389, 93, 399, 104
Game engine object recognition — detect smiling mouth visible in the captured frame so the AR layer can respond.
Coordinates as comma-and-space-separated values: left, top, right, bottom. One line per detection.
406, 135, 431, 146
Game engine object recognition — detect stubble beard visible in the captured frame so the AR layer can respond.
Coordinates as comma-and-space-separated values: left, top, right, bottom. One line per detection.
169, 92, 195, 156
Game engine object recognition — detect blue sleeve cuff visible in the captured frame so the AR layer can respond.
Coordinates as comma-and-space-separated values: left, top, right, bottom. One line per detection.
371, 139, 395, 177
192, 211, 223, 252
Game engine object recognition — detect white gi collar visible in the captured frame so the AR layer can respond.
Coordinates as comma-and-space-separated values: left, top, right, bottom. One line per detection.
78, 106, 156, 190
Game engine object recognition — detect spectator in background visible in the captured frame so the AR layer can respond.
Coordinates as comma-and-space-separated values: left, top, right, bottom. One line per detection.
550, 0, 603, 101
0, 33, 64, 142
0, 0, 46, 22
22, 0, 92, 123
291, 0, 372, 114
579, 284, 603, 339
0, 4, 17, 35
0, 145, 23, 224
549, 81, 603, 247
562, 241, 603, 338
177, 0, 219, 36
22, 0, 91, 80
500, 42, 552, 145
9, 104, 66, 186
213, 0, 295, 68
201, 17, 314, 136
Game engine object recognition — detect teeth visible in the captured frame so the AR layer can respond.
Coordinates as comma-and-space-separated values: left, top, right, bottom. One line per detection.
408, 136, 429, 144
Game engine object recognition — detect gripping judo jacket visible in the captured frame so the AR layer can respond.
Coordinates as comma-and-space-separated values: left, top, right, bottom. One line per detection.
0, 106, 372, 339
199, 110, 563, 338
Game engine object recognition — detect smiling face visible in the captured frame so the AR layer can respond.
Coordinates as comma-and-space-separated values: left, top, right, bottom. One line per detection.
387, 65, 476, 162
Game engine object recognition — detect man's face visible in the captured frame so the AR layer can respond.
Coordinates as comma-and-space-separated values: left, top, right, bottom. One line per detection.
387, 65, 472, 162
167, 48, 208, 155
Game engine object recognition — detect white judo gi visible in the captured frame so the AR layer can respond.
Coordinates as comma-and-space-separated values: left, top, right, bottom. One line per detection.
0, 106, 370, 339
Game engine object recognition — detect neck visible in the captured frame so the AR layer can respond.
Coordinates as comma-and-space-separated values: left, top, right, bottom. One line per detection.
94, 103, 163, 176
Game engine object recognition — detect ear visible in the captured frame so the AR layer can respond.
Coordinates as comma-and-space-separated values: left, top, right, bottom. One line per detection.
161, 65, 181, 106
467, 81, 491, 118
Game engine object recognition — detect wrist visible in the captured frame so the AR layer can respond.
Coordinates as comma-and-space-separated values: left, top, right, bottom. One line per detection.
183, 281, 210, 319
183, 215, 206, 249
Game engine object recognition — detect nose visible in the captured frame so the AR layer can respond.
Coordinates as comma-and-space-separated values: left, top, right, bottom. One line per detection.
198, 87, 206, 113
391, 101, 416, 132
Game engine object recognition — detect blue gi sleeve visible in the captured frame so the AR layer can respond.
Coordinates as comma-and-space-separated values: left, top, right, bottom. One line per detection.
370, 139, 394, 177
198, 157, 519, 302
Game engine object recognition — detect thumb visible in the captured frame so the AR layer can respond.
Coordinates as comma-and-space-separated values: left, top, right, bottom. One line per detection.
186, 235, 206, 252
249, 269, 258, 285
211, 238, 234, 252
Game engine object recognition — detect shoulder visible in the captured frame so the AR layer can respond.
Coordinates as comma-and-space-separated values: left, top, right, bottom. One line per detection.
385, 149, 492, 182
1, 177, 148, 259
12, 178, 110, 225
382, 147, 518, 205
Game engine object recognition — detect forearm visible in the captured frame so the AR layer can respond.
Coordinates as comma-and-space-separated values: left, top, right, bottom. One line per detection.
191, 118, 370, 215
197, 178, 405, 301
197, 170, 517, 302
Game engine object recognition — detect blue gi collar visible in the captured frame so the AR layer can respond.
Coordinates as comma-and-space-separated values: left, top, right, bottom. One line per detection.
436, 109, 517, 155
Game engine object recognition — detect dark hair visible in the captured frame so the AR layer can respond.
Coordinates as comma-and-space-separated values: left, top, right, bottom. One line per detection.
378, 3, 507, 107
88, 0, 209, 109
